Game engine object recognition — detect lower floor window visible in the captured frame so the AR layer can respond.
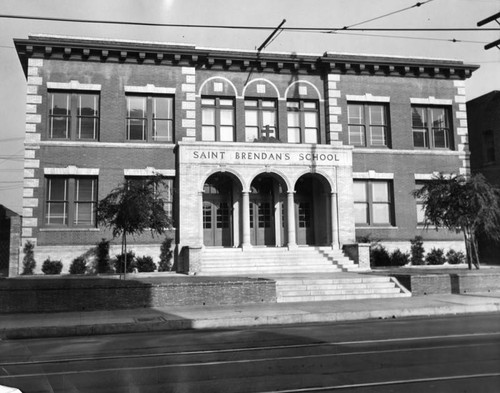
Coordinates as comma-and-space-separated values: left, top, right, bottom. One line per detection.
46, 177, 97, 227
354, 180, 394, 226
126, 176, 174, 222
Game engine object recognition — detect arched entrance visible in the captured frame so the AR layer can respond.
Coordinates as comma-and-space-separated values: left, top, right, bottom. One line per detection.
203, 173, 241, 247
249, 174, 287, 246
294, 174, 331, 246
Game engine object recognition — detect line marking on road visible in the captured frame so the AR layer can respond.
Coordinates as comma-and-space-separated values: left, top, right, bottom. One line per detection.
258, 373, 500, 392
0, 342, 497, 379
1, 331, 499, 367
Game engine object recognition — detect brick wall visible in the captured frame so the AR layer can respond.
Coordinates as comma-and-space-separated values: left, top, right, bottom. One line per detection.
0, 277, 277, 313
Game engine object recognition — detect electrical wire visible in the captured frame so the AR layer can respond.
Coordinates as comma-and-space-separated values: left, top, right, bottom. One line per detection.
0, 14, 498, 32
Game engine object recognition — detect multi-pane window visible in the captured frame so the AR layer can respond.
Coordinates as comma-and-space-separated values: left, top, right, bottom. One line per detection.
48, 91, 99, 140
348, 103, 389, 147
126, 177, 174, 221
201, 97, 235, 142
414, 181, 428, 225
126, 96, 174, 142
483, 130, 496, 163
287, 100, 319, 144
45, 177, 97, 227
354, 180, 394, 226
412, 106, 452, 149
244, 99, 277, 142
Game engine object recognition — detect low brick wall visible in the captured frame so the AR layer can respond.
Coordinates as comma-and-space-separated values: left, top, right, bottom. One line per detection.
451, 272, 500, 294
393, 274, 452, 296
0, 276, 277, 314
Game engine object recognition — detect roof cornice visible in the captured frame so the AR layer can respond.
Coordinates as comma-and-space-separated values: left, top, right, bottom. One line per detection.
14, 35, 479, 80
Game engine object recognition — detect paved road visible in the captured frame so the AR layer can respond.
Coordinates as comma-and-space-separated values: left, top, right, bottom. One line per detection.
1, 313, 499, 392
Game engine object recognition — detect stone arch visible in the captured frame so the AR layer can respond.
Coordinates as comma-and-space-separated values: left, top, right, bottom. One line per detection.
292, 169, 334, 193
198, 168, 245, 192
242, 78, 281, 99
198, 76, 238, 97
285, 80, 322, 100
247, 169, 291, 193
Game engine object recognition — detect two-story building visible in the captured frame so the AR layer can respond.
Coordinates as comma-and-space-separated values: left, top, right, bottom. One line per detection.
12, 34, 478, 275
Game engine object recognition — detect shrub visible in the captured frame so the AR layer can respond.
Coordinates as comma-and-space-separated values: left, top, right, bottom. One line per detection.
410, 236, 425, 265
114, 251, 136, 273
41, 258, 63, 275
69, 256, 87, 274
21, 241, 36, 275
370, 245, 391, 267
136, 255, 157, 272
425, 248, 446, 265
158, 237, 174, 272
446, 249, 466, 265
95, 238, 111, 273
390, 249, 410, 267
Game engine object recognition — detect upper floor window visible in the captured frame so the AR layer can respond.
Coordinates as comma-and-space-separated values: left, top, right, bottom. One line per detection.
45, 176, 97, 227
126, 95, 174, 142
354, 180, 394, 226
287, 100, 319, 144
412, 106, 452, 149
201, 97, 235, 142
244, 99, 277, 142
348, 103, 389, 147
48, 91, 99, 140
483, 130, 496, 163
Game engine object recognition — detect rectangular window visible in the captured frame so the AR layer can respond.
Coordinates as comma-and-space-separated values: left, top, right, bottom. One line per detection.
287, 100, 319, 144
245, 99, 277, 142
126, 176, 174, 223
414, 181, 427, 225
354, 180, 394, 226
126, 95, 174, 143
201, 97, 235, 142
48, 91, 99, 140
45, 177, 97, 227
348, 103, 389, 147
412, 106, 452, 149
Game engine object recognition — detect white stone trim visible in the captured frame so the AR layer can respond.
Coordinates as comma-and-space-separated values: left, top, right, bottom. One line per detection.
410, 97, 452, 105
353, 148, 461, 156
44, 166, 99, 176
124, 167, 175, 177
353, 171, 394, 179
346, 94, 390, 102
47, 81, 101, 91
124, 85, 175, 94
38, 141, 176, 149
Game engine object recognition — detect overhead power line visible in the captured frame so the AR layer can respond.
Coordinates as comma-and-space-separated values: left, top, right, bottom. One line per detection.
0, 14, 498, 32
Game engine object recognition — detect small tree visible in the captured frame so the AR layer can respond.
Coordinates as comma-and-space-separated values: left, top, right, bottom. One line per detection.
158, 237, 174, 272
95, 238, 111, 274
97, 175, 172, 278
21, 241, 36, 275
410, 236, 425, 266
413, 173, 500, 269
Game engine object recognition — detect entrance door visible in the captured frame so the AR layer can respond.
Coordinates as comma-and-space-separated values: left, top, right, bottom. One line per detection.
203, 176, 232, 247
295, 196, 314, 245
250, 195, 274, 245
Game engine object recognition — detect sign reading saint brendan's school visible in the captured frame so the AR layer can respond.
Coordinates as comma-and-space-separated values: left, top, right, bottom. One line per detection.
179, 142, 353, 168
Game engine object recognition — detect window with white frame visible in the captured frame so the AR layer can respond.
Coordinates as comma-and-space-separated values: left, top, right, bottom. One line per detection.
286, 100, 319, 144
354, 180, 394, 226
126, 95, 174, 142
126, 177, 174, 223
412, 106, 452, 149
244, 99, 277, 142
201, 97, 235, 142
48, 91, 99, 140
45, 177, 97, 227
348, 103, 389, 147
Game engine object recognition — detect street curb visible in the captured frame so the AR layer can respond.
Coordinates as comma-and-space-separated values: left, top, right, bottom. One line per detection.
2, 303, 500, 339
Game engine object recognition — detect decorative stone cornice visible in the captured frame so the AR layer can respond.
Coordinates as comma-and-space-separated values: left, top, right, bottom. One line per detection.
14, 34, 479, 80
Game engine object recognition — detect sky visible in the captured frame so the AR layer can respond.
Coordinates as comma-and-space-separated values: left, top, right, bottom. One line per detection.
0, 0, 499, 214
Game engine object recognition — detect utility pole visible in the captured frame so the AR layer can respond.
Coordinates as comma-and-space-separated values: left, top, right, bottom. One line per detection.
477, 11, 500, 50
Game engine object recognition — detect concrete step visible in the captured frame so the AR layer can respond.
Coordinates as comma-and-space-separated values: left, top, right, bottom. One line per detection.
277, 293, 410, 302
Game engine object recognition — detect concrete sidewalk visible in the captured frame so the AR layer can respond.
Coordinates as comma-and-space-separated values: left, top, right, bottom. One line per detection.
2, 292, 500, 339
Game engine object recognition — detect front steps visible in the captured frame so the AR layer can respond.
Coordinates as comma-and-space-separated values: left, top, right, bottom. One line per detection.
197, 246, 363, 276
275, 275, 411, 303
